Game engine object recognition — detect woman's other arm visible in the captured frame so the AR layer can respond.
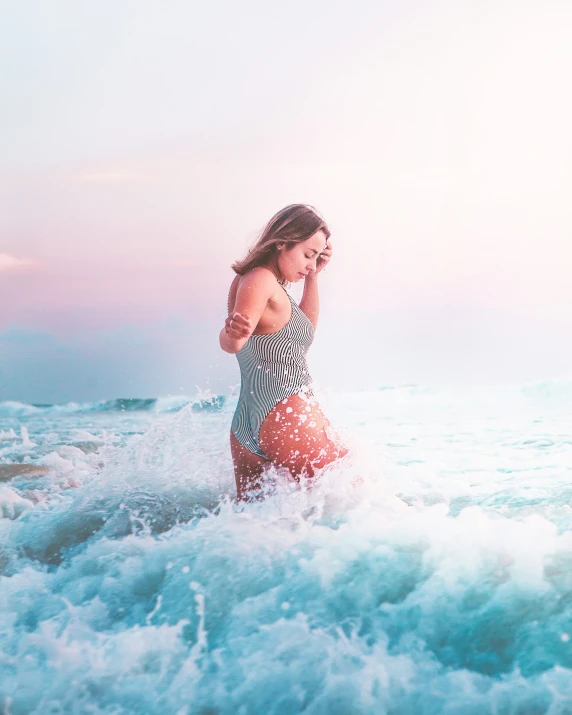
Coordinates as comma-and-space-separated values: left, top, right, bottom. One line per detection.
298, 273, 319, 331
298, 239, 332, 331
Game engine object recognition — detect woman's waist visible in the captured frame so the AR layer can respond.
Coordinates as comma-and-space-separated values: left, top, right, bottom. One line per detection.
236, 351, 310, 366
237, 364, 313, 384
246, 344, 313, 356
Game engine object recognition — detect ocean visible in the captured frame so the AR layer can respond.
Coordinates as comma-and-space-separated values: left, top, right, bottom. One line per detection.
1, 381, 572, 714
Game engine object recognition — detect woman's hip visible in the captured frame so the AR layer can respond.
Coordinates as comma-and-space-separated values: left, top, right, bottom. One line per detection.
258, 391, 347, 478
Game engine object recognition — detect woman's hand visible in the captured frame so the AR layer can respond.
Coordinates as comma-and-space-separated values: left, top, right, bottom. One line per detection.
225, 312, 252, 339
315, 240, 332, 274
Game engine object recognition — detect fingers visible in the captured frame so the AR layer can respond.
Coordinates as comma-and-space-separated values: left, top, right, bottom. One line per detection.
316, 247, 332, 274
230, 311, 250, 326
225, 312, 252, 338
229, 312, 251, 332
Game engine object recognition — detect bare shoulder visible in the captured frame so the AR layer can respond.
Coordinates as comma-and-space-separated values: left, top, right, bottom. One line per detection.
239, 266, 279, 292
227, 267, 278, 314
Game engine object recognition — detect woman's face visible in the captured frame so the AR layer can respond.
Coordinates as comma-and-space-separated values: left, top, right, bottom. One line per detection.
277, 229, 328, 282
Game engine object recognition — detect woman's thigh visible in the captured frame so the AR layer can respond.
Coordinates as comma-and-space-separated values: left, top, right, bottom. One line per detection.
258, 393, 348, 479
230, 429, 268, 500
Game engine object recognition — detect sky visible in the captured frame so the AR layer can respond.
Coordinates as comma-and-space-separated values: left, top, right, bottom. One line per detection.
1, 0, 571, 403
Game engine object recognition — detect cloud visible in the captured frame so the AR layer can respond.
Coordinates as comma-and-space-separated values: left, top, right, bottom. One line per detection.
0, 254, 34, 271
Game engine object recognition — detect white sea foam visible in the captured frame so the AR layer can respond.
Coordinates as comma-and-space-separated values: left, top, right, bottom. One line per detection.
1, 381, 572, 712
0, 485, 33, 519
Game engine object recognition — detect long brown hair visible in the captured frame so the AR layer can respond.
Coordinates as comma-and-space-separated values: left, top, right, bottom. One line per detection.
232, 204, 330, 284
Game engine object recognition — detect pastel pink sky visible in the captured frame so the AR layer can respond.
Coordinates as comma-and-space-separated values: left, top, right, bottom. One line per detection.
1, 0, 571, 401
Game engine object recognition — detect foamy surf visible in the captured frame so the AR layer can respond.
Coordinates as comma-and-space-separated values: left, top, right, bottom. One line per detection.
1, 381, 572, 713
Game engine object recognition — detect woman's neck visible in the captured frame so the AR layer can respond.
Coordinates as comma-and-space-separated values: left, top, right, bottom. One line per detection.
263, 258, 285, 285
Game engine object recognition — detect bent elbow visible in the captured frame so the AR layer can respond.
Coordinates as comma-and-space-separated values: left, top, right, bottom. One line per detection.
219, 340, 235, 355
219, 337, 238, 354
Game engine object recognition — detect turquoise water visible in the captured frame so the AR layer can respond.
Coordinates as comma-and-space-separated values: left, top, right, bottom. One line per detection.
1, 381, 572, 714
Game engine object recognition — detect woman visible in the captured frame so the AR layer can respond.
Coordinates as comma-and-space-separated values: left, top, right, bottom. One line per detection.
220, 204, 348, 501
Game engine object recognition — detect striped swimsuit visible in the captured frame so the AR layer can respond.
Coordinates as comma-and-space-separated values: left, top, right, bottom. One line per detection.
231, 286, 315, 460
